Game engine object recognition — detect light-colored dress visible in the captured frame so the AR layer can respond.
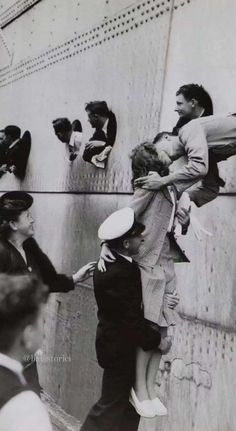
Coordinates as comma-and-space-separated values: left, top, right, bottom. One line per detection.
130, 187, 187, 327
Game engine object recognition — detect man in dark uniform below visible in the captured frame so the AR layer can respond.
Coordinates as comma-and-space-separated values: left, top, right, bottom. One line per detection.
0, 191, 95, 393
81, 208, 171, 431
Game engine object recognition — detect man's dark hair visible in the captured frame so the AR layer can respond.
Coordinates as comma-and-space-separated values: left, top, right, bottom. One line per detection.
130, 141, 169, 185
107, 237, 127, 250
85, 101, 110, 117
71, 119, 82, 133
4, 125, 21, 140
153, 131, 173, 145
0, 208, 22, 238
52, 118, 72, 133
107, 221, 145, 250
0, 274, 48, 352
176, 84, 213, 116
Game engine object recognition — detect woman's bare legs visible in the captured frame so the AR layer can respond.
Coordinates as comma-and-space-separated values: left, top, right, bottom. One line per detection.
146, 351, 162, 399
134, 348, 152, 401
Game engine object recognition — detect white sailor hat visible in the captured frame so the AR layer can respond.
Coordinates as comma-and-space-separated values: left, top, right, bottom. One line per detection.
98, 207, 145, 241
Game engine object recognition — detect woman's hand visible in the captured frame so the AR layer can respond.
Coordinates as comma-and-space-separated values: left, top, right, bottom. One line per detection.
97, 243, 116, 272
134, 172, 166, 190
73, 261, 97, 284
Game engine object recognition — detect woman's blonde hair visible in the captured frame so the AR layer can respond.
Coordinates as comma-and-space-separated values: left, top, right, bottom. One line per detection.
130, 142, 169, 186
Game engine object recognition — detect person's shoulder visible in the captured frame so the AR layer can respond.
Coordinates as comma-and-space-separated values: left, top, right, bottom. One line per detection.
0, 390, 52, 431
179, 117, 205, 140
0, 238, 10, 254
94, 256, 133, 281
6, 389, 41, 406
24, 237, 38, 247
23, 237, 41, 253
21, 131, 31, 145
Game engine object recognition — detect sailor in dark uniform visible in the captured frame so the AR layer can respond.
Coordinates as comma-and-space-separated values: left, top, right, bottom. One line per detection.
81, 208, 169, 431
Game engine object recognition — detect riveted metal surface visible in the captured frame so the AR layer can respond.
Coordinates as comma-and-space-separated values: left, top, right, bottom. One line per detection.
0, 1, 235, 429
0, 28, 11, 68
0, 0, 172, 192
139, 317, 236, 431
175, 195, 236, 328
160, 0, 236, 193
8, 191, 234, 426
0, 0, 41, 28
0, 0, 172, 83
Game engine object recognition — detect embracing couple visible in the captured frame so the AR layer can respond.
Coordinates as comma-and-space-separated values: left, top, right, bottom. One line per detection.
81, 111, 236, 431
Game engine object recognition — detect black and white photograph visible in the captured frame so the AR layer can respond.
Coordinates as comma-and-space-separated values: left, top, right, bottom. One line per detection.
0, 1, 235, 430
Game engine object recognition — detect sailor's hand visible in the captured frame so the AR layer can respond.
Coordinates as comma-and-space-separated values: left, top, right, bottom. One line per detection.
164, 291, 180, 309
158, 336, 172, 354
176, 207, 190, 226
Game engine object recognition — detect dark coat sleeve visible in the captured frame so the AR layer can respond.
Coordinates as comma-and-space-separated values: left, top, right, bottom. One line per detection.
106, 111, 117, 148
0, 240, 12, 272
187, 152, 224, 207
6, 131, 31, 179
83, 112, 117, 163
82, 129, 107, 162
172, 117, 190, 136
94, 264, 161, 351
25, 239, 74, 293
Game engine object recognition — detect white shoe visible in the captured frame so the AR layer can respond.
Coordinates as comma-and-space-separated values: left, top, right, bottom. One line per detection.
129, 388, 156, 418
152, 397, 167, 416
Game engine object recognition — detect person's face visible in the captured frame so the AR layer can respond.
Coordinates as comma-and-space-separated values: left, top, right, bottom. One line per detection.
0, 132, 5, 145
154, 133, 179, 152
3, 134, 12, 146
175, 94, 195, 119
153, 134, 179, 167
54, 131, 68, 144
86, 110, 102, 128
124, 233, 144, 255
13, 209, 35, 239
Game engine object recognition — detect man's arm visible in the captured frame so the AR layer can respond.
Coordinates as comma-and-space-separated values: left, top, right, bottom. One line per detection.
136, 120, 210, 193
187, 152, 224, 207
162, 119, 209, 194
11, 132, 31, 179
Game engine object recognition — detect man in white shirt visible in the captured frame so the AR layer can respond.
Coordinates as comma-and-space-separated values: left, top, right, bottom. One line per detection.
0, 273, 52, 431
52, 117, 83, 161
